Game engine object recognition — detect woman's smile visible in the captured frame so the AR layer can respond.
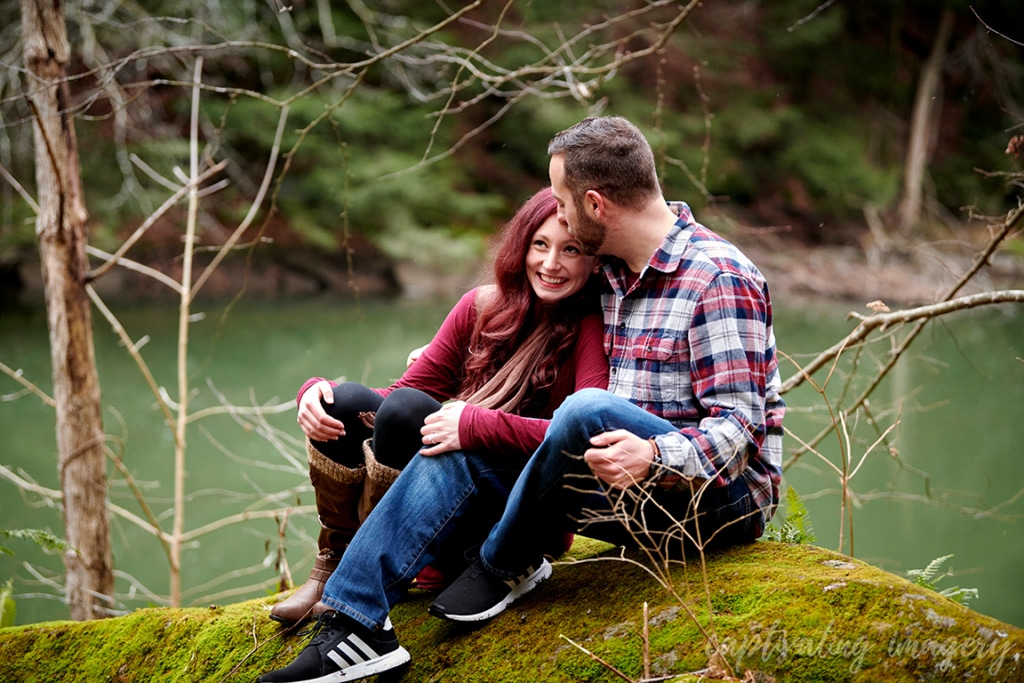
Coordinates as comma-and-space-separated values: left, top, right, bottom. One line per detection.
525, 215, 596, 305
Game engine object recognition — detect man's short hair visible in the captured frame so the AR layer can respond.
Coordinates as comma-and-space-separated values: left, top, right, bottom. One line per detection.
547, 116, 660, 210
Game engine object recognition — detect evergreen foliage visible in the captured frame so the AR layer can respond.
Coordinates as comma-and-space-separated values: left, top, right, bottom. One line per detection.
1, 1, 1021, 260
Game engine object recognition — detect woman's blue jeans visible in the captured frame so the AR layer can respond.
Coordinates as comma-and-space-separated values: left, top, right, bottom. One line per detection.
319, 444, 524, 631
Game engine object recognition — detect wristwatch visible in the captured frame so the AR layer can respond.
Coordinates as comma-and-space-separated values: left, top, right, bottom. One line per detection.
647, 436, 662, 480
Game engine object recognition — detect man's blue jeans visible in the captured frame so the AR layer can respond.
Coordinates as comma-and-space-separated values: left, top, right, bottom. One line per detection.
479, 388, 762, 579
321, 388, 760, 631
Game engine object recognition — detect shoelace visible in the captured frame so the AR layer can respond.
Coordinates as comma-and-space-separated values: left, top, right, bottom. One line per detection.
298, 610, 342, 641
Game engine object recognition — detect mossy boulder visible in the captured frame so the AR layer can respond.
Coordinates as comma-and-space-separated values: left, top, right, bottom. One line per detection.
0, 541, 1020, 682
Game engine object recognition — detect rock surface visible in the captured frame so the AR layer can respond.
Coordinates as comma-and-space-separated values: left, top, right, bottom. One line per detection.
0, 541, 1021, 682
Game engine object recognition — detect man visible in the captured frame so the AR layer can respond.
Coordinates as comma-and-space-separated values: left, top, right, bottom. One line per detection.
429, 115, 785, 620
257, 116, 784, 683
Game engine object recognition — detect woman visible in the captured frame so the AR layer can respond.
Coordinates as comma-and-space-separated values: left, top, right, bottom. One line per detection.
271, 187, 608, 625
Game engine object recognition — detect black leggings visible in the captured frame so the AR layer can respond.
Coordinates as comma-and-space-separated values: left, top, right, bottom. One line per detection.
310, 382, 441, 471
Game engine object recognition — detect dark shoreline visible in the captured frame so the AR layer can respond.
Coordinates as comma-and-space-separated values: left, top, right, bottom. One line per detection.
3, 240, 1022, 311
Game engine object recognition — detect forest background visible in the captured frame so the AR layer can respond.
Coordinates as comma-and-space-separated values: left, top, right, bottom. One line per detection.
2, 0, 1022, 301
0, 0, 1022, 629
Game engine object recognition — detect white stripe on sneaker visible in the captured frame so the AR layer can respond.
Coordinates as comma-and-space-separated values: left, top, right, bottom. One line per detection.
326, 633, 377, 669
505, 562, 540, 589
345, 633, 379, 660
326, 649, 347, 668
438, 559, 552, 622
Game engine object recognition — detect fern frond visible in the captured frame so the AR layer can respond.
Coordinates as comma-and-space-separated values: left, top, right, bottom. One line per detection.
907, 554, 954, 590
765, 487, 816, 544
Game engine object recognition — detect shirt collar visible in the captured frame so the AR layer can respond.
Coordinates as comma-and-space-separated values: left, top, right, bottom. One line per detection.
602, 201, 695, 296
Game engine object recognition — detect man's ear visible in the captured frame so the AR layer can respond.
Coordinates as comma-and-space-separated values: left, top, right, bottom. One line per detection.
584, 189, 605, 219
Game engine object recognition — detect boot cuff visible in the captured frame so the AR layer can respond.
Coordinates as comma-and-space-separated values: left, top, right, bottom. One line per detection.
307, 439, 366, 485
362, 439, 400, 486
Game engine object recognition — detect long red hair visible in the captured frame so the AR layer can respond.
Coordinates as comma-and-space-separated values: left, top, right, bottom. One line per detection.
458, 187, 600, 413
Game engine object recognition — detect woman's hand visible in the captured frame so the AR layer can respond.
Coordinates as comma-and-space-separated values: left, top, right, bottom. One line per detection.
419, 400, 466, 456
406, 345, 428, 368
297, 380, 345, 442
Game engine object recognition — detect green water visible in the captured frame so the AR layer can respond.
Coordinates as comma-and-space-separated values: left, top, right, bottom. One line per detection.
1, 293, 1022, 628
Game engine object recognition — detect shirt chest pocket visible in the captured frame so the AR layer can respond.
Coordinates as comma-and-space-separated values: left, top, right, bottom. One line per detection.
628, 334, 690, 407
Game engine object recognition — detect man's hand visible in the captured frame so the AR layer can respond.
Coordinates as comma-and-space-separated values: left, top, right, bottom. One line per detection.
296, 380, 345, 442
419, 400, 466, 456
584, 430, 654, 489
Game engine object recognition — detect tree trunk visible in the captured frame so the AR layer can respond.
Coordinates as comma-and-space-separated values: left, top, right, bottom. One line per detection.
897, 5, 954, 238
21, 0, 114, 620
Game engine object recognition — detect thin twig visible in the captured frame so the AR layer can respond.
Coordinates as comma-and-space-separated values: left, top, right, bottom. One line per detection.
0, 361, 56, 408
86, 160, 227, 283
560, 634, 634, 683
0, 161, 41, 213
190, 105, 289, 298
86, 284, 177, 436
642, 602, 651, 682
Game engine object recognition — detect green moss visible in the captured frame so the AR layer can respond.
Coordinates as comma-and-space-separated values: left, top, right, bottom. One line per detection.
1, 543, 1021, 682
0, 601, 297, 682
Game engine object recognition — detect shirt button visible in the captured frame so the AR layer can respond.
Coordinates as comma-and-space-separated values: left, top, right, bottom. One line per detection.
618, 322, 626, 331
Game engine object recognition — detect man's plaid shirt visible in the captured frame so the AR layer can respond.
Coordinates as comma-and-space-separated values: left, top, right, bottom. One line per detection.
600, 202, 785, 523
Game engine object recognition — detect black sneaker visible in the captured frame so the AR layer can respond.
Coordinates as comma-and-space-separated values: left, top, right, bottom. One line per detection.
258, 611, 410, 682
428, 557, 551, 622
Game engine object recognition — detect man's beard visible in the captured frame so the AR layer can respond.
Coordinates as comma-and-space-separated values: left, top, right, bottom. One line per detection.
571, 198, 607, 256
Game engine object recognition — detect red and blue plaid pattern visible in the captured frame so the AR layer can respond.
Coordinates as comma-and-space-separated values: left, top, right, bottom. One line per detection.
601, 202, 785, 527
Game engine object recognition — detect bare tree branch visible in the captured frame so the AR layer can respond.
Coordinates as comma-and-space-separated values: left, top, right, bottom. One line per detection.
782, 288, 1024, 395
782, 202, 1024, 395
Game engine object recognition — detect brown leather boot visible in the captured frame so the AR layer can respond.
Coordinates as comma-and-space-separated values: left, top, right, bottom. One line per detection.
270, 552, 339, 625
310, 599, 332, 618
358, 438, 401, 522
271, 439, 365, 626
